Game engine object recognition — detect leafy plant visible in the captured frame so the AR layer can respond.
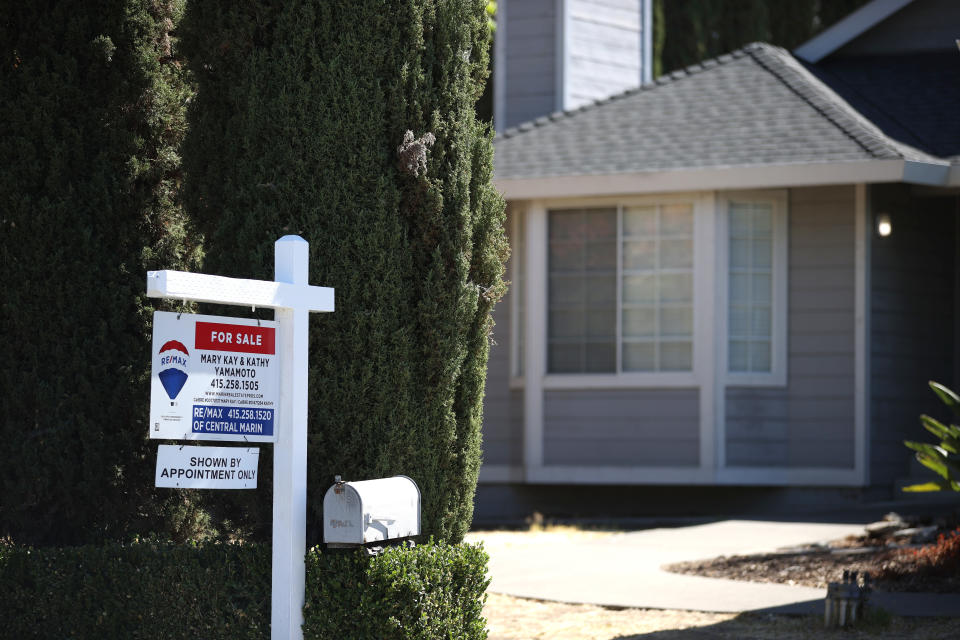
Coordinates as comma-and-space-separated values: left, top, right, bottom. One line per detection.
902, 382, 960, 492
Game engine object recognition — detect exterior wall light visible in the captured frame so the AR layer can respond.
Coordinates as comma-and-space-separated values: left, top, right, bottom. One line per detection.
876, 213, 892, 237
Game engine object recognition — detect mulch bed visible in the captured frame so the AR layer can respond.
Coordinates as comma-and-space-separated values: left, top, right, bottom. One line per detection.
665, 517, 960, 593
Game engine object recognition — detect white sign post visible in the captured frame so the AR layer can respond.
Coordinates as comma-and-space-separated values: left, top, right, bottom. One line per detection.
146, 235, 333, 640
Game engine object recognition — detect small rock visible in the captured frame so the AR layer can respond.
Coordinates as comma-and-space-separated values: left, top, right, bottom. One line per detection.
865, 520, 903, 537
883, 511, 903, 522
893, 525, 938, 544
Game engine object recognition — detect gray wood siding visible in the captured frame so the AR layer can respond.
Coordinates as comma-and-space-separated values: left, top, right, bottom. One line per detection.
837, 0, 960, 56
726, 185, 857, 469
869, 183, 957, 487
543, 388, 699, 466
502, 0, 558, 129
566, 0, 643, 108
481, 211, 523, 467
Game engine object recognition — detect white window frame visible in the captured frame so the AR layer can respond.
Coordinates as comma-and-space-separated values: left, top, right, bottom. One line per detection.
717, 190, 789, 387
516, 193, 713, 390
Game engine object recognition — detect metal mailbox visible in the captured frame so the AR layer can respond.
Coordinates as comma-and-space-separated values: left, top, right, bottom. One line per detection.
323, 475, 421, 547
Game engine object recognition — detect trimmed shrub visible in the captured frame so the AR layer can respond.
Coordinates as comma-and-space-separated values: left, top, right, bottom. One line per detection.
304, 542, 490, 639
0, 540, 489, 640
0, 1, 200, 544
180, 0, 507, 544
0, 541, 270, 639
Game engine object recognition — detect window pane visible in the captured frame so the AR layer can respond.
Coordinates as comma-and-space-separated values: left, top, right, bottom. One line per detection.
660, 342, 692, 371
752, 208, 773, 235
586, 240, 617, 270
586, 275, 616, 304
550, 241, 583, 271
729, 305, 749, 336
751, 306, 772, 337
729, 340, 749, 371
623, 206, 656, 235
660, 306, 692, 336
586, 209, 617, 240
749, 340, 771, 371
730, 273, 750, 303
752, 238, 772, 268
659, 273, 692, 303
550, 211, 585, 239
586, 309, 615, 338
548, 208, 616, 374
661, 204, 693, 234
660, 238, 692, 269
751, 273, 771, 304
623, 307, 656, 337
549, 274, 583, 305
549, 344, 581, 373
730, 238, 750, 268
727, 200, 778, 376
549, 309, 585, 338
623, 342, 656, 371
585, 342, 616, 372
623, 274, 657, 303
623, 239, 656, 270
729, 208, 751, 237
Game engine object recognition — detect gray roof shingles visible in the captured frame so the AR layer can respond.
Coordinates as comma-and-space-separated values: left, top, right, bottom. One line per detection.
494, 43, 939, 181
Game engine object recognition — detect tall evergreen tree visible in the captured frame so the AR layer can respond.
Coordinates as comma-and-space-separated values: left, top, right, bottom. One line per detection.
180, 0, 507, 544
0, 0, 199, 544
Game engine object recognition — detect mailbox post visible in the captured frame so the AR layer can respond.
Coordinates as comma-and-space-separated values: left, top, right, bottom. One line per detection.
147, 235, 333, 640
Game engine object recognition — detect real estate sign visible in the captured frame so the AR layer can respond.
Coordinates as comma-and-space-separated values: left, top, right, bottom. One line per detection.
150, 311, 279, 443
156, 444, 260, 489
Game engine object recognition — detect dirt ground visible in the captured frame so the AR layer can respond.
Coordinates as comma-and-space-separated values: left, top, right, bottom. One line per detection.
482, 593, 960, 639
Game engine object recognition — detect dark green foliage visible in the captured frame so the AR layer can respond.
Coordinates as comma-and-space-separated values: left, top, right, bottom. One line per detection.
0, 541, 271, 639
180, 0, 507, 544
304, 542, 490, 639
0, 1, 200, 544
654, 0, 871, 74
0, 540, 489, 640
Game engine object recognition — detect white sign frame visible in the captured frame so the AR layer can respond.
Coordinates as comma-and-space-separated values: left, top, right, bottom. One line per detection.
146, 235, 333, 640
150, 311, 280, 443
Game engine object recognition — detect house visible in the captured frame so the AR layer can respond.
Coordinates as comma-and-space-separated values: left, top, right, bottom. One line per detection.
477, 0, 960, 519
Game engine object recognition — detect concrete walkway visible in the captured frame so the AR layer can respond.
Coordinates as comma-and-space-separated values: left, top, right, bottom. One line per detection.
466, 520, 960, 616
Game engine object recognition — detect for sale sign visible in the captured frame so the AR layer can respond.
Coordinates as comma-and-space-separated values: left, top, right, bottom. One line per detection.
150, 311, 279, 442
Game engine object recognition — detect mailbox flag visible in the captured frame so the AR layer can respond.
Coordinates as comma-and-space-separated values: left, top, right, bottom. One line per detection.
157, 340, 189, 399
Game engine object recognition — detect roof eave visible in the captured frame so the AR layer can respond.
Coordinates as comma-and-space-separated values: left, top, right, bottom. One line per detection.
793, 0, 914, 63
494, 158, 950, 200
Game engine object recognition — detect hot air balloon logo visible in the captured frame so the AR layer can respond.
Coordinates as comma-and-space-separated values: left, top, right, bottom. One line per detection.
157, 340, 190, 400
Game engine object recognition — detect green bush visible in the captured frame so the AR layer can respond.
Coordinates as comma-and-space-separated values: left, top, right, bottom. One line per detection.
0, 1, 201, 544
0, 541, 270, 639
304, 542, 490, 639
0, 540, 489, 640
179, 0, 507, 545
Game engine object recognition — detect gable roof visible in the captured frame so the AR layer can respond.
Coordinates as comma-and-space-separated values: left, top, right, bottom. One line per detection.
493, 42, 949, 200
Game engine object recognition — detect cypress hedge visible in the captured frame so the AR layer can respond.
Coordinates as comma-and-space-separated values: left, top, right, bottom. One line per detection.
180, 0, 507, 544
0, 540, 489, 639
0, 1, 201, 544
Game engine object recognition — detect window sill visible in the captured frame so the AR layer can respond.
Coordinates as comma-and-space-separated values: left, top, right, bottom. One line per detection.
543, 372, 699, 389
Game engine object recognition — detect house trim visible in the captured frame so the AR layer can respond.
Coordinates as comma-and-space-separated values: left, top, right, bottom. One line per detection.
478, 464, 525, 483
794, 0, 915, 63
494, 159, 949, 200
492, 0, 507, 134
523, 202, 547, 474
855, 183, 870, 486
521, 465, 862, 485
